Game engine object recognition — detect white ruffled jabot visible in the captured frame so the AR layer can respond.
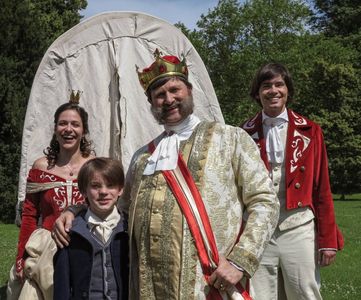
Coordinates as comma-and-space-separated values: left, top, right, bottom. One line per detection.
263, 110, 288, 164
143, 114, 201, 175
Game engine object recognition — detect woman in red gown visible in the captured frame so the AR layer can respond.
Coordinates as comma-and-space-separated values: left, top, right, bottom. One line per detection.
8, 98, 95, 300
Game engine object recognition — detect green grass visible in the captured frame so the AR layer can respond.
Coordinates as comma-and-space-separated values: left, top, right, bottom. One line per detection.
0, 224, 19, 299
0, 196, 360, 299
320, 197, 361, 299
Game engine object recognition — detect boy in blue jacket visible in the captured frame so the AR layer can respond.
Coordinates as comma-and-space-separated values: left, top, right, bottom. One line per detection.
54, 157, 128, 299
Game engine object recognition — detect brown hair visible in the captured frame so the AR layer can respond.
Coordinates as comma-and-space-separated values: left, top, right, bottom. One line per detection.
77, 157, 124, 196
44, 102, 93, 168
250, 63, 294, 106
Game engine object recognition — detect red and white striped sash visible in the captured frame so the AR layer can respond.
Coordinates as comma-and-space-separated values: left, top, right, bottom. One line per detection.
148, 141, 251, 300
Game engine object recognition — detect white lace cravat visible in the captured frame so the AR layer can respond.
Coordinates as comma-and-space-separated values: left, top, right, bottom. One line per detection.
86, 206, 120, 244
143, 114, 201, 175
263, 116, 287, 164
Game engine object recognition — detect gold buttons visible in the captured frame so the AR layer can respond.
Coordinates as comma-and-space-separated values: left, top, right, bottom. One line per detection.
153, 208, 159, 214
297, 201, 302, 208
300, 166, 305, 172
295, 182, 301, 189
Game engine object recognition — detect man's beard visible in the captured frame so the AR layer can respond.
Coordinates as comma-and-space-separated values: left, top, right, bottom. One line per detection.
151, 95, 194, 125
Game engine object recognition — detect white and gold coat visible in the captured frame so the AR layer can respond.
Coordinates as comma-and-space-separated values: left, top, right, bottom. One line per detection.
120, 121, 279, 300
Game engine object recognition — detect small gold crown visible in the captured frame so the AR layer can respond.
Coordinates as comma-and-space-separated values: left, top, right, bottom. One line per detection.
137, 48, 188, 91
69, 90, 82, 104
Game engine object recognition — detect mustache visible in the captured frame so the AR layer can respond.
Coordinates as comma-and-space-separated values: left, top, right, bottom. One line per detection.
152, 100, 182, 116
150, 95, 194, 125
162, 102, 180, 112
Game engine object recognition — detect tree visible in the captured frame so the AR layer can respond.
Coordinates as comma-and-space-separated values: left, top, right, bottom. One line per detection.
294, 0, 361, 197
192, 0, 313, 125
313, 0, 361, 37
0, 0, 87, 223
194, 0, 248, 124
312, 0, 361, 70
177, 0, 361, 196
293, 59, 361, 196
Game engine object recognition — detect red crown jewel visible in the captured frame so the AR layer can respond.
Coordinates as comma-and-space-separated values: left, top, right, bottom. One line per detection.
137, 49, 188, 91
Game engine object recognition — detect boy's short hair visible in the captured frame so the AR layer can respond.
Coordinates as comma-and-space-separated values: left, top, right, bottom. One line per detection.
77, 157, 125, 196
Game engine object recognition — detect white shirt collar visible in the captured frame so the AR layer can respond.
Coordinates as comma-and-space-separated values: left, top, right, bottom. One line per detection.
85, 206, 120, 243
262, 109, 289, 124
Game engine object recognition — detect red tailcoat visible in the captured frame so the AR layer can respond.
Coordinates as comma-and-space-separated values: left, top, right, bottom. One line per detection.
241, 109, 344, 250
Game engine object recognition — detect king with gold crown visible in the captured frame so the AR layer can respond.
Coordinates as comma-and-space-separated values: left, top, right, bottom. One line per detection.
120, 48, 279, 299
137, 48, 188, 93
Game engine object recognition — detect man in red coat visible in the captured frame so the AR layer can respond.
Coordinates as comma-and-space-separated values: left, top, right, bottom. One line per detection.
241, 63, 344, 299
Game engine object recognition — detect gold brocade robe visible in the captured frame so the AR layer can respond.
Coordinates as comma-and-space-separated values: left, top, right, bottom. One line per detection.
120, 122, 279, 300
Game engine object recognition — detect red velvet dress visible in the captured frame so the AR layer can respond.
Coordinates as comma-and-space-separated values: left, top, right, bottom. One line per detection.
16, 169, 85, 273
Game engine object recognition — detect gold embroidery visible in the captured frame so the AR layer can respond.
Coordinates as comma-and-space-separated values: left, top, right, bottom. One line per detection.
128, 122, 279, 299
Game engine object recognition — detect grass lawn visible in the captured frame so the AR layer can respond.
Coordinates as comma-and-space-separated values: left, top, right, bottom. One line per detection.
0, 224, 19, 298
0, 196, 360, 299
320, 196, 361, 299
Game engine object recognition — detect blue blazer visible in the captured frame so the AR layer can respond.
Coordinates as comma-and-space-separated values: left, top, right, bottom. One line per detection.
53, 211, 129, 299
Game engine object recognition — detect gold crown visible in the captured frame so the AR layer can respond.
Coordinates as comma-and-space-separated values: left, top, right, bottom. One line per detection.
137, 48, 188, 91
69, 90, 82, 104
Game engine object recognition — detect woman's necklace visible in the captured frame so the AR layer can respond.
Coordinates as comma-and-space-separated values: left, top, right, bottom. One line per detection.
64, 164, 74, 176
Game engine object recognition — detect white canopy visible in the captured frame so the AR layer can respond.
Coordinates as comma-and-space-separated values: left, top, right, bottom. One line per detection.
17, 11, 224, 217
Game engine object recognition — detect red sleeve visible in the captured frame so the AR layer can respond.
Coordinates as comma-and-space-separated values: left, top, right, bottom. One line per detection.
313, 127, 344, 250
15, 175, 41, 273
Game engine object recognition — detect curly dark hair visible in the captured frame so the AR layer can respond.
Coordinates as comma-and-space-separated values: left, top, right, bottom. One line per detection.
250, 63, 294, 107
44, 102, 93, 168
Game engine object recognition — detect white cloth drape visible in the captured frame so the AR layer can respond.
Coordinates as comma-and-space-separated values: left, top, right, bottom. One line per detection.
16, 11, 224, 223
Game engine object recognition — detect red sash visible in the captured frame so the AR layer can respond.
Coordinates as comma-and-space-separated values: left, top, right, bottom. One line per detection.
148, 142, 252, 300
